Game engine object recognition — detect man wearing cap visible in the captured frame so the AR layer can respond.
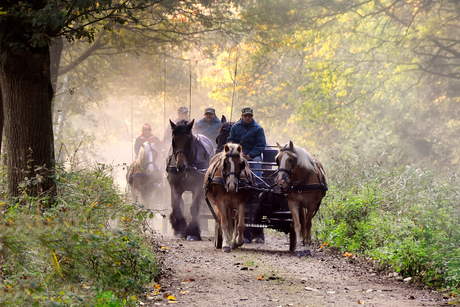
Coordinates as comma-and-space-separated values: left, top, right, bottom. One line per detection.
163, 106, 189, 146
228, 107, 266, 163
194, 107, 222, 151
228, 106, 267, 244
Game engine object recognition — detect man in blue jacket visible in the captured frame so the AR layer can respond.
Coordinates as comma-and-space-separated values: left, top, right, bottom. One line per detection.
228, 106, 266, 167
228, 106, 266, 244
194, 107, 222, 152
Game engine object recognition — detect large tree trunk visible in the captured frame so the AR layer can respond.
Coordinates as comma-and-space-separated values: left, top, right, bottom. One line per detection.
0, 35, 56, 198
0, 87, 3, 157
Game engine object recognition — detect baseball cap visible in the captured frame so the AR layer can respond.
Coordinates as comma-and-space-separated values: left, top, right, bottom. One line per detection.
178, 106, 189, 114
204, 107, 215, 114
241, 107, 253, 115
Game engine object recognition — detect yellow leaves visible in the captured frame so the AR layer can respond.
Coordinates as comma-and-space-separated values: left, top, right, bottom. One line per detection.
344, 252, 353, 258
51, 251, 64, 278
167, 295, 177, 301
257, 276, 264, 280
85, 200, 99, 214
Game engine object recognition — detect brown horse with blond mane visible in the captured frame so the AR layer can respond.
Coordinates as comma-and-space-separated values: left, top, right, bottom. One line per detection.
275, 141, 328, 256
204, 143, 253, 252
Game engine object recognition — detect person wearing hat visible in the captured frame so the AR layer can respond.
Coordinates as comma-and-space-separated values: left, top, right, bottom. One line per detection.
163, 106, 189, 146
194, 107, 222, 151
228, 106, 267, 244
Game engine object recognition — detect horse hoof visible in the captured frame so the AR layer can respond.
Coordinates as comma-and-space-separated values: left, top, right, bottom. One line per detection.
253, 238, 265, 244
295, 250, 310, 257
222, 246, 231, 253
231, 243, 240, 249
186, 235, 201, 241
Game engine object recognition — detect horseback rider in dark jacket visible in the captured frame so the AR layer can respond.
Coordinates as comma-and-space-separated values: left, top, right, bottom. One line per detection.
194, 107, 222, 152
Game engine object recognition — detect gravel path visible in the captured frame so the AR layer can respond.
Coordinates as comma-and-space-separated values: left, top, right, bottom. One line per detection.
145, 229, 452, 307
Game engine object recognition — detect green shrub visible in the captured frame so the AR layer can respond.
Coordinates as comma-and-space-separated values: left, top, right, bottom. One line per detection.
0, 164, 160, 306
317, 156, 460, 289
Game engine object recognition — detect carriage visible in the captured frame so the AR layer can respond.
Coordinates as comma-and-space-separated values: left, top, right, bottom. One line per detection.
205, 143, 328, 255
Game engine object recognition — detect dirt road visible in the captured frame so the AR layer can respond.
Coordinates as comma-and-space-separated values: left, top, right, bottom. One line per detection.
144, 229, 453, 307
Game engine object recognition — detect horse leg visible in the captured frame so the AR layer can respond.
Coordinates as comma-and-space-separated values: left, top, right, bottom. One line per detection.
185, 189, 202, 241
169, 187, 187, 238
231, 201, 246, 249
289, 200, 305, 257
303, 206, 315, 256
220, 205, 232, 252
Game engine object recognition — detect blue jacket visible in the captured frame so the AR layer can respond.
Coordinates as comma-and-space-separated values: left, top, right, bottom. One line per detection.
228, 118, 266, 158
194, 116, 222, 145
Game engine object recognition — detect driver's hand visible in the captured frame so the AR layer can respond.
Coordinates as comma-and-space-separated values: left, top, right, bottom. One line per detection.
243, 154, 251, 161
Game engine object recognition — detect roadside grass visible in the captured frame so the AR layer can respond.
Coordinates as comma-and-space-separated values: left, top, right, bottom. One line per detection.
316, 154, 460, 292
0, 163, 160, 306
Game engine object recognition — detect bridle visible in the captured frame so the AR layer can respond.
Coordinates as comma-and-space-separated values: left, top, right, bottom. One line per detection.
221, 152, 246, 192
172, 133, 193, 162
276, 147, 298, 179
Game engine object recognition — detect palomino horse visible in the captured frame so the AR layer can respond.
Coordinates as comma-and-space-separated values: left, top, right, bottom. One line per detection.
275, 141, 328, 256
126, 141, 161, 206
215, 115, 234, 153
166, 119, 213, 241
204, 143, 253, 252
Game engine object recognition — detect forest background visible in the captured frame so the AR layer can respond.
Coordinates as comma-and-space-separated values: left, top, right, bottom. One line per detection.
2, 0, 460, 305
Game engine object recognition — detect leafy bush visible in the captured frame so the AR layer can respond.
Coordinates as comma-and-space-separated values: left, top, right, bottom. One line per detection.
0, 164, 161, 306
317, 154, 460, 289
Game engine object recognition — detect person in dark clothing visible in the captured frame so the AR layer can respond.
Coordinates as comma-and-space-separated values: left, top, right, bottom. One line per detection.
134, 123, 162, 158
228, 106, 266, 244
194, 107, 222, 152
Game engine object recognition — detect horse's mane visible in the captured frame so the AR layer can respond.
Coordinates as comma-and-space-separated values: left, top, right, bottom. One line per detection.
220, 143, 244, 165
172, 120, 191, 135
294, 145, 315, 171
278, 143, 315, 172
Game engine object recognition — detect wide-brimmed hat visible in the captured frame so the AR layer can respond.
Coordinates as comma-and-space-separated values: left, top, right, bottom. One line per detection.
241, 107, 253, 115
177, 106, 189, 114
204, 107, 215, 114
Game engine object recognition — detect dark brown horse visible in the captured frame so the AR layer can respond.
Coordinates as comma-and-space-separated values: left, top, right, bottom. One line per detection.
275, 141, 328, 256
204, 143, 253, 252
126, 142, 161, 206
215, 115, 234, 154
166, 119, 213, 241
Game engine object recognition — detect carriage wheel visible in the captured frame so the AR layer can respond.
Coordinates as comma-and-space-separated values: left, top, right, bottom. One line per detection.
214, 222, 223, 249
289, 224, 296, 252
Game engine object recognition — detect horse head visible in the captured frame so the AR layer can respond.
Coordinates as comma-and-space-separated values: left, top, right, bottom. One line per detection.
170, 119, 195, 172
221, 143, 246, 193
275, 141, 316, 191
138, 141, 158, 174
275, 141, 298, 190
216, 115, 234, 153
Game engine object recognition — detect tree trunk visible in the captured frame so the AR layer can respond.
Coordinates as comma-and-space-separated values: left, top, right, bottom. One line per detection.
0, 87, 3, 158
0, 35, 56, 198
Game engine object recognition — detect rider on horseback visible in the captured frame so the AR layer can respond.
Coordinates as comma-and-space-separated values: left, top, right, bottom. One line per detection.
134, 123, 163, 158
